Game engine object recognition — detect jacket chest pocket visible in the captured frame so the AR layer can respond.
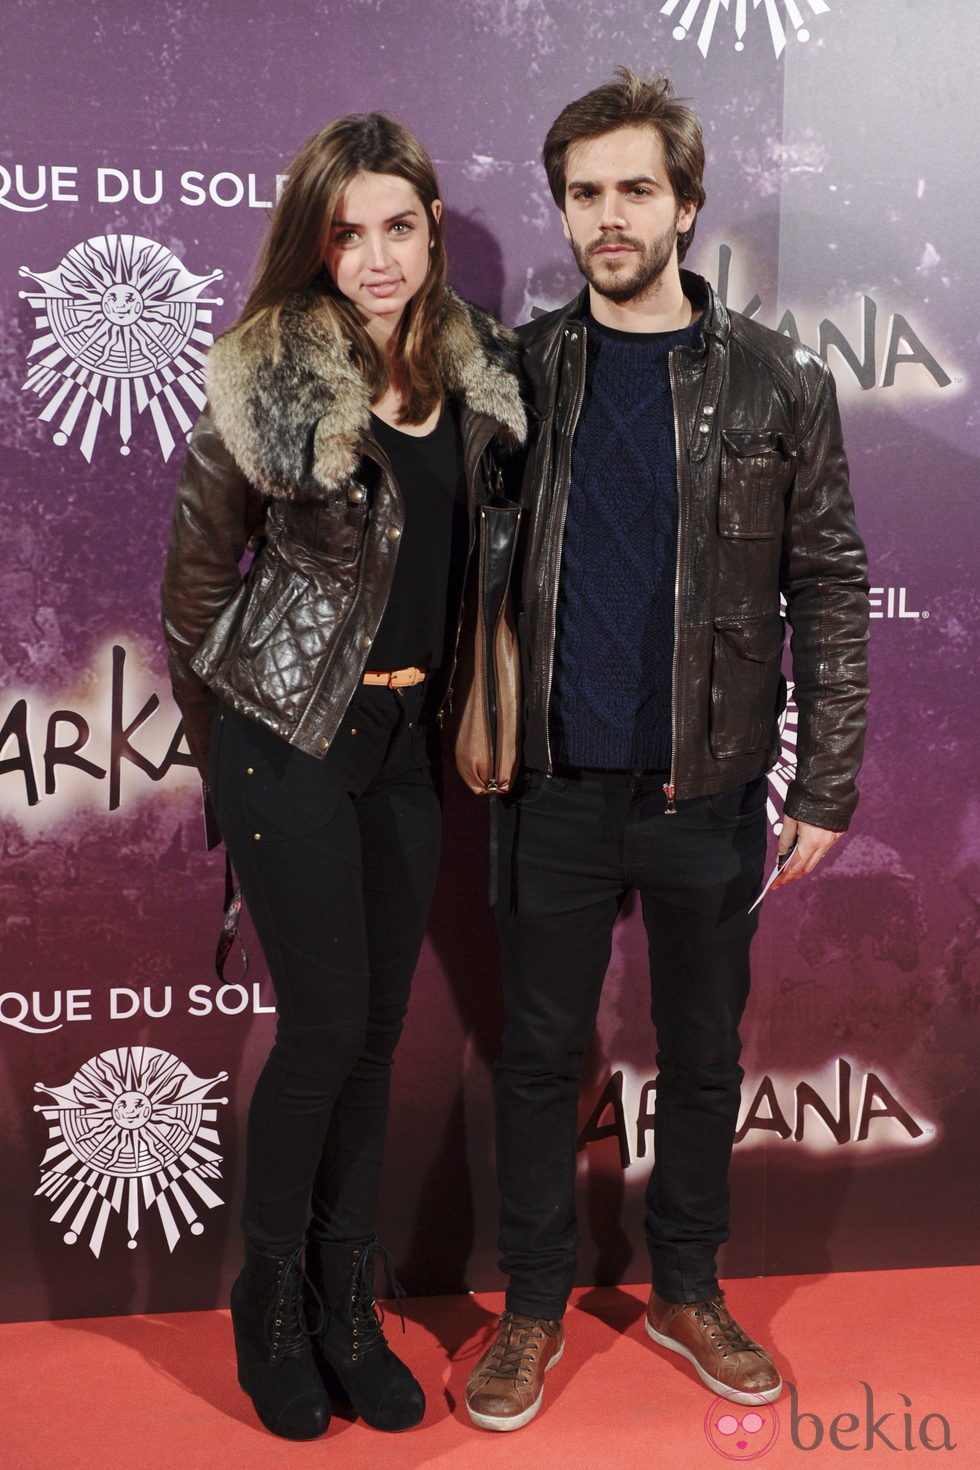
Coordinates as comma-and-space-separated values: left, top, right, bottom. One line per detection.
719, 430, 796, 540
318, 487, 369, 563
279, 491, 369, 565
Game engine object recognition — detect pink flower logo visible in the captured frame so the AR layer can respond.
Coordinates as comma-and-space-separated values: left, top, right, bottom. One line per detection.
704, 1396, 780, 1460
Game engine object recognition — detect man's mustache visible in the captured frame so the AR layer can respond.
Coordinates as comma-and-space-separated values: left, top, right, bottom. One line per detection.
586, 234, 643, 257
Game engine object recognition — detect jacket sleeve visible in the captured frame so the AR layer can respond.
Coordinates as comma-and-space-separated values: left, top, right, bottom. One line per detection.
781, 361, 870, 831
160, 411, 265, 781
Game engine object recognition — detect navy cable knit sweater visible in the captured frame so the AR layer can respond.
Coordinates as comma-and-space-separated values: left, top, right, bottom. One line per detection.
549, 314, 701, 770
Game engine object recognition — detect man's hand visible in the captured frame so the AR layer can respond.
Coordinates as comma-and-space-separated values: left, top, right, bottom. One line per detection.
770, 816, 844, 889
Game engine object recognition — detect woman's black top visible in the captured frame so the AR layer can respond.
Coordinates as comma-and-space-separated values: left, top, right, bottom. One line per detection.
366, 404, 468, 672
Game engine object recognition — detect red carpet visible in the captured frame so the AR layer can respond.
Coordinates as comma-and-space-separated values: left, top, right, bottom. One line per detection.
2, 1266, 974, 1468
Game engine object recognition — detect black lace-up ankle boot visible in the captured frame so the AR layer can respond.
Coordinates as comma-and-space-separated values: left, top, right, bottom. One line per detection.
230, 1246, 331, 1439
307, 1237, 425, 1432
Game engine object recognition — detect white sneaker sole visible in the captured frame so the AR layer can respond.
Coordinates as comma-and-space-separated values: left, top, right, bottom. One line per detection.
645, 1318, 782, 1405
466, 1338, 566, 1432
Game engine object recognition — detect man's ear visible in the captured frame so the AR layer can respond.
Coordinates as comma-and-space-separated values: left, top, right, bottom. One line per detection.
560, 212, 572, 242
676, 198, 697, 236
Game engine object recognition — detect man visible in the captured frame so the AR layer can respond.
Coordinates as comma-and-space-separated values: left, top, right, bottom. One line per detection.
464, 70, 869, 1432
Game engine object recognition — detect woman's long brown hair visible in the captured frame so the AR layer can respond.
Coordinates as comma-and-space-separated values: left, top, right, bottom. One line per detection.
238, 113, 448, 424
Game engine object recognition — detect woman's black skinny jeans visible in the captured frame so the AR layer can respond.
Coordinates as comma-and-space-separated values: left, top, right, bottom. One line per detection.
210, 683, 441, 1255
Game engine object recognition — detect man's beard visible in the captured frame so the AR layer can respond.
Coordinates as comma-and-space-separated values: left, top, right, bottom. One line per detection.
571, 221, 678, 304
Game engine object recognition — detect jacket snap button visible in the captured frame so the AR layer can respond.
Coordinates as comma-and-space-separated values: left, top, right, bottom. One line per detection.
386, 525, 401, 541
318, 736, 329, 750
699, 422, 710, 433
253, 833, 261, 841
245, 767, 254, 775
361, 634, 372, 649
703, 404, 715, 414
350, 486, 366, 503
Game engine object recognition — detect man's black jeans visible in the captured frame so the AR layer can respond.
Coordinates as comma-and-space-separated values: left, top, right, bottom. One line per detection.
493, 766, 768, 1317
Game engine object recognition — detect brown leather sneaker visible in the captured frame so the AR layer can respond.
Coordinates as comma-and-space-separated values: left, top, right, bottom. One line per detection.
645, 1289, 782, 1405
465, 1311, 565, 1431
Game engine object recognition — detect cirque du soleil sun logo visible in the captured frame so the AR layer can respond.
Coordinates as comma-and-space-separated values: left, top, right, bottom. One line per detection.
662, 0, 831, 59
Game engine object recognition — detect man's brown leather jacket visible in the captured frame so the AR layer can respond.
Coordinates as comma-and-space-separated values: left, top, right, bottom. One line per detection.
513, 272, 869, 830
161, 290, 525, 780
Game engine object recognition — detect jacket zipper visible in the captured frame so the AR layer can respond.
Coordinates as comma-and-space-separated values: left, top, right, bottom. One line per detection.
438, 415, 496, 723
542, 326, 588, 775
295, 432, 403, 751
664, 347, 686, 816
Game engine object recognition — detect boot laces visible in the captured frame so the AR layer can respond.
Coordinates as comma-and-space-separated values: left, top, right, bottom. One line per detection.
694, 1296, 761, 1359
266, 1251, 323, 1361
351, 1240, 408, 1352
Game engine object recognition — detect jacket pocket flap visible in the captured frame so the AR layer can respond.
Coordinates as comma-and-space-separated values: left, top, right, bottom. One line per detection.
722, 430, 796, 459
714, 614, 785, 662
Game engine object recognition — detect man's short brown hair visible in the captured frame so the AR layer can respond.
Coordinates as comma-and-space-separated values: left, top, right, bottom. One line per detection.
543, 68, 706, 262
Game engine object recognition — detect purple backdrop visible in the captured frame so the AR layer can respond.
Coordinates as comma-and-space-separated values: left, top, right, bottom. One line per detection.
1, 0, 977, 1323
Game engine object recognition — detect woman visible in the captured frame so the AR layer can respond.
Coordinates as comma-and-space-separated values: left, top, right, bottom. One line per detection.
161, 113, 524, 1441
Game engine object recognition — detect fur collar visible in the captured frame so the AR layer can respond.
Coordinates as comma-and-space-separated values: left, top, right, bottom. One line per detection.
205, 289, 526, 500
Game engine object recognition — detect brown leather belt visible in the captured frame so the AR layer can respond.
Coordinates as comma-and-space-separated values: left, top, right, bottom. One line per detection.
362, 666, 427, 688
